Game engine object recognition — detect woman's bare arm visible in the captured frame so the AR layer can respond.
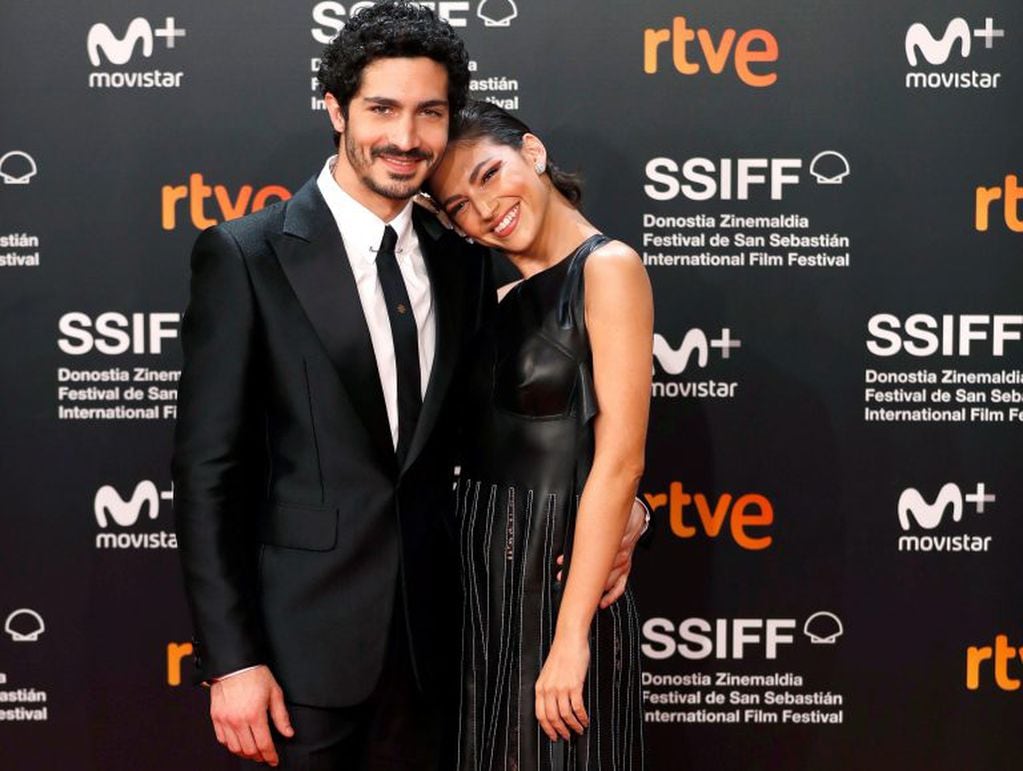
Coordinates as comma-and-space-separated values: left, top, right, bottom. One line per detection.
534, 241, 653, 741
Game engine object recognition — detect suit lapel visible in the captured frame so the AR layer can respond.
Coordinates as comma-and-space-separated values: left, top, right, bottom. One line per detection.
270, 178, 395, 470
401, 207, 465, 474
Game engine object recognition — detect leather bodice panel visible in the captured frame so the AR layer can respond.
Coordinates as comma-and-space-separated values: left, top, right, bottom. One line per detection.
461, 235, 608, 488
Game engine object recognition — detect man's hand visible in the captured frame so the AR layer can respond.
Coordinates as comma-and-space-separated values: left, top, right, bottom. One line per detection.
209, 665, 294, 766
556, 498, 648, 609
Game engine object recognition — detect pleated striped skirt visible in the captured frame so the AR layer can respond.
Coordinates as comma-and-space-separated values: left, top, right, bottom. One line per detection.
454, 477, 645, 771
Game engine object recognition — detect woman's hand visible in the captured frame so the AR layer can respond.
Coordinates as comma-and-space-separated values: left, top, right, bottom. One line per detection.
535, 635, 590, 741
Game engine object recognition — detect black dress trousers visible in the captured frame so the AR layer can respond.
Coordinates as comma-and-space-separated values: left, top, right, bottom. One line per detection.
243, 603, 451, 771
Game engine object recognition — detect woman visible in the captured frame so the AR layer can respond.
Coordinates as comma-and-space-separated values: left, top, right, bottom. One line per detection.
428, 101, 652, 770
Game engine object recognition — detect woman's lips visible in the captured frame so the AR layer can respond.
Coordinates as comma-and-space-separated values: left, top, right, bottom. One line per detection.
493, 203, 520, 238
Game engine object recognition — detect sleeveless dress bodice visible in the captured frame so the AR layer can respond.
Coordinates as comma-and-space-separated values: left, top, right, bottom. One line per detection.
455, 234, 644, 771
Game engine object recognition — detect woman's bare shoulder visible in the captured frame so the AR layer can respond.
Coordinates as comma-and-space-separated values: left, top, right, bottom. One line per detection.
583, 239, 645, 285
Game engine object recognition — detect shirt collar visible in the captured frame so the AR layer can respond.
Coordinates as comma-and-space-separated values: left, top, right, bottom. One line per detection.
316, 155, 415, 263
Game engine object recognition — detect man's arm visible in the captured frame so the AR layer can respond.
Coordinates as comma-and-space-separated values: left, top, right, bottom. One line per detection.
172, 226, 293, 765
172, 225, 267, 679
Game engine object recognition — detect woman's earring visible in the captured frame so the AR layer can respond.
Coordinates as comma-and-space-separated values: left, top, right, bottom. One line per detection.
534, 160, 546, 174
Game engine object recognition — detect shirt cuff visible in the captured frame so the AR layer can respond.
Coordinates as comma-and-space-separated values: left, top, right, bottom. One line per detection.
207, 664, 263, 686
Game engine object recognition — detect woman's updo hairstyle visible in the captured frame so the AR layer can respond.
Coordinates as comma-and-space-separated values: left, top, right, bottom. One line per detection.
448, 100, 583, 207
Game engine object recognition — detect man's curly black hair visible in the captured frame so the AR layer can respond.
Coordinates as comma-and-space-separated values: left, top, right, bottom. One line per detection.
317, 0, 471, 144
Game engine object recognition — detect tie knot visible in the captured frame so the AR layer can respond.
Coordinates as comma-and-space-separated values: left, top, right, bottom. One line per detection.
379, 225, 398, 255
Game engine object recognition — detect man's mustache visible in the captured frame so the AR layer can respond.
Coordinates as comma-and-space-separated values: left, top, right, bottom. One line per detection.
371, 146, 434, 162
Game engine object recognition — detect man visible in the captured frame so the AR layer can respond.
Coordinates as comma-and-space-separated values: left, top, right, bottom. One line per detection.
172, 2, 645, 768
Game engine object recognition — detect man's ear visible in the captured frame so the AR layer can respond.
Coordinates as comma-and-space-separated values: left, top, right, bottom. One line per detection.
521, 133, 547, 173
324, 93, 346, 135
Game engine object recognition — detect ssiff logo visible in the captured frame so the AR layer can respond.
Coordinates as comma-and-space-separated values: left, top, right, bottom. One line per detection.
311, 1, 516, 42
975, 175, 1023, 232
4, 609, 46, 642
87, 17, 186, 89
94, 480, 177, 549
643, 481, 774, 550
643, 16, 779, 87
897, 482, 994, 553
642, 612, 842, 660
904, 17, 1003, 89
162, 174, 292, 230
645, 151, 850, 202
652, 329, 740, 399
0, 151, 38, 185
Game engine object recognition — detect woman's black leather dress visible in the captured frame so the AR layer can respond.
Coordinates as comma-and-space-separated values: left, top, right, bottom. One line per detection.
455, 234, 644, 771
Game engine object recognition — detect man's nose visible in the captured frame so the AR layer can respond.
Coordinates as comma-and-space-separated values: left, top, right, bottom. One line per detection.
389, 113, 419, 151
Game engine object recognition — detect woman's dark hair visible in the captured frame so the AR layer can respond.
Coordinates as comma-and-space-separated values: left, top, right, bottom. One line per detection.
449, 100, 584, 207
317, 0, 470, 144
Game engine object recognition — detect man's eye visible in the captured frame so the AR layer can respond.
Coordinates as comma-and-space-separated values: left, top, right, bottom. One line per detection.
370, 105, 390, 114
422, 108, 443, 118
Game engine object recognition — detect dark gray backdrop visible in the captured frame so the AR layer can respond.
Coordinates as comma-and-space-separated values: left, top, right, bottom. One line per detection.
2, 1, 1021, 768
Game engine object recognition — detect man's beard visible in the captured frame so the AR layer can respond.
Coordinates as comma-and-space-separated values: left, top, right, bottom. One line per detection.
345, 132, 434, 201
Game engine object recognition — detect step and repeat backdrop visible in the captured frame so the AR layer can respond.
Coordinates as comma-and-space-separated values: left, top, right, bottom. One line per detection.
2, 0, 1021, 768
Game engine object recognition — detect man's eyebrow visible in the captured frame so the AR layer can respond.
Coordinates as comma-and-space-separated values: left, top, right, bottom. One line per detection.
359, 97, 449, 110
361, 96, 399, 106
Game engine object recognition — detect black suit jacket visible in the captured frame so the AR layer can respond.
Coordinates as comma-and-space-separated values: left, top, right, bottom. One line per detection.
172, 177, 489, 707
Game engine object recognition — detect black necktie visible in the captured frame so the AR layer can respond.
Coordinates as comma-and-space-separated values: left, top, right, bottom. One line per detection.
376, 225, 421, 464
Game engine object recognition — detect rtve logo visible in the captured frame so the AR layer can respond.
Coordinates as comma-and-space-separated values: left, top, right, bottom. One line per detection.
975, 175, 1023, 232
86, 17, 186, 89
904, 17, 1003, 90
167, 642, 194, 686
643, 16, 779, 87
897, 482, 994, 553
643, 482, 773, 550
58, 312, 180, 355
161, 174, 292, 230
642, 612, 842, 661
867, 314, 1023, 358
967, 634, 1023, 691
94, 480, 177, 550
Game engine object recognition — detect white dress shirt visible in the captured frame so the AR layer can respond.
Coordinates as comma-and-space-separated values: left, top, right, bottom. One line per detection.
316, 155, 436, 450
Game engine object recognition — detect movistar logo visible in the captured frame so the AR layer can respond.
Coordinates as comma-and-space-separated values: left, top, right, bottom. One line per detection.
94, 481, 161, 528
653, 329, 741, 375
87, 17, 186, 67
898, 483, 964, 530
897, 482, 995, 531
905, 19, 972, 66
87, 19, 154, 66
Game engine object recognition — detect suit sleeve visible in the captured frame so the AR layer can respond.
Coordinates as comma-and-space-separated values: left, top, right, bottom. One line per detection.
172, 225, 268, 682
